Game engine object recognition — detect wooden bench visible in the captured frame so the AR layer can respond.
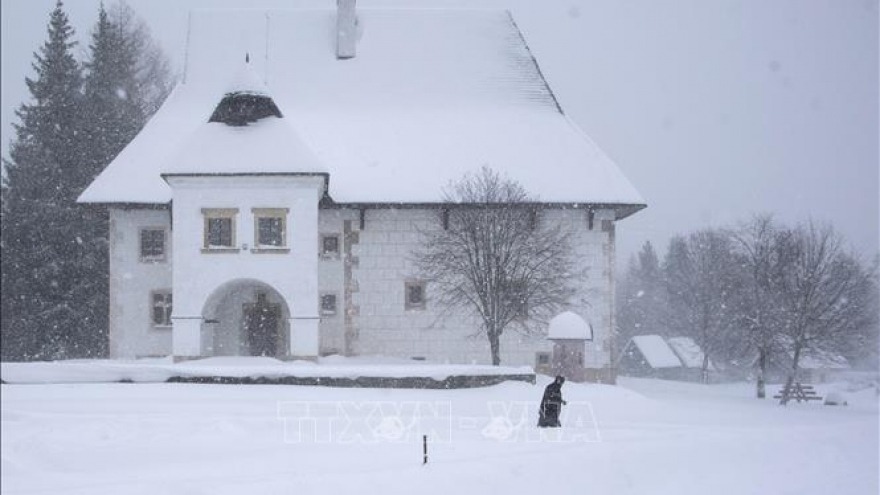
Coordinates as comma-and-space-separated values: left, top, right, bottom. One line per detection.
774, 382, 823, 404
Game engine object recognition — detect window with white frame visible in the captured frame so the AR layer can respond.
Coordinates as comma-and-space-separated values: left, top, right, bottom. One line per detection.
202, 208, 238, 252
405, 281, 426, 310
139, 228, 166, 262
320, 293, 338, 316
320, 234, 340, 258
151, 291, 172, 327
252, 208, 289, 252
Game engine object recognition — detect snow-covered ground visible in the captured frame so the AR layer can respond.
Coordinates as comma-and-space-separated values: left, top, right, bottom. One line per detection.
0, 356, 534, 384
2, 374, 877, 495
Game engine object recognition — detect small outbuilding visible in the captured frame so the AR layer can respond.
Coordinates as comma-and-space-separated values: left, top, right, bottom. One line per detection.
618, 335, 717, 382
617, 335, 682, 379
547, 311, 595, 383
667, 336, 716, 381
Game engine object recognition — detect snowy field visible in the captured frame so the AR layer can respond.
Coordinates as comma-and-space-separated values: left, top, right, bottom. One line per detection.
2, 375, 877, 495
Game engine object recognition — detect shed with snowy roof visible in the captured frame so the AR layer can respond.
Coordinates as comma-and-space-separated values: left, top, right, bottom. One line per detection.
545, 312, 596, 382
617, 335, 717, 382
77, 1, 644, 377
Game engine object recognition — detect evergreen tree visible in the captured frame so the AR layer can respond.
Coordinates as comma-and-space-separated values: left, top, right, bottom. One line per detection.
1, 1, 86, 360
1, 1, 173, 361
616, 241, 667, 350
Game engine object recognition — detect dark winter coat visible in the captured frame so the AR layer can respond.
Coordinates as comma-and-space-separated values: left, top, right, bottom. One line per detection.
538, 376, 566, 427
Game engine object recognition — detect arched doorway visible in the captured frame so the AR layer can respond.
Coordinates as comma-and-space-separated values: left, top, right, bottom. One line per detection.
201, 279, 291, 358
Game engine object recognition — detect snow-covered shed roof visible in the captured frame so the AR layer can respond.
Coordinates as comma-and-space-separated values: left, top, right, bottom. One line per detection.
666, 337, 715, 371
626, 335, 682, 369
78, 8, 644, 215
547, 311, 593, 340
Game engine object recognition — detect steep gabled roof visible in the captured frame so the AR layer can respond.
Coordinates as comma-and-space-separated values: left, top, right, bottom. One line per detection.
78, 8, 644, 213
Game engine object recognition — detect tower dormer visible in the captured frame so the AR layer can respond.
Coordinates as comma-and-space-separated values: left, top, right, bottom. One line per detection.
208, 55, 283, 126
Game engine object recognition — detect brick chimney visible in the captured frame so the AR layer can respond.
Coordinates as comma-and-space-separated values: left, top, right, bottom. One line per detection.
337, 0, 357, 59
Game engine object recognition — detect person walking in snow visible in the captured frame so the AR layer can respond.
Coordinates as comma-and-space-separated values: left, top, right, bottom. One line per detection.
538, 375, 567, 427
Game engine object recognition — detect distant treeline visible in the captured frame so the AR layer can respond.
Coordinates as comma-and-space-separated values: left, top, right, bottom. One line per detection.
617, 215, 879, 390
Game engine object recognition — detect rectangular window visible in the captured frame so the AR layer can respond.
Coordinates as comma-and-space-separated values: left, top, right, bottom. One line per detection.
207, 218, 233, 246
321, 234, 340, 258
405, 281, 426, 310
536, 352, 550, 366
321, 293, 338, 315
252, 208, 289, 252
151, 291, 172, 327
258, 217, 283, 246
202, 208, 238, 252
140, 228, 166, 262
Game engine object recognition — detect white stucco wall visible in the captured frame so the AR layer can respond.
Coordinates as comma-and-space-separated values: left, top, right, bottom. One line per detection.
341, 207, 616, 368
108, 208, 173, 358
109, 198, 618, 370
316, 209, 356, 355
165, 175, 325, 358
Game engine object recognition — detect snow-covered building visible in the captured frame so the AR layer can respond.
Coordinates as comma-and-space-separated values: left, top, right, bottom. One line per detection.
617, 335, 715, 382
77, 3, 644, 378
546, 311, 594, 382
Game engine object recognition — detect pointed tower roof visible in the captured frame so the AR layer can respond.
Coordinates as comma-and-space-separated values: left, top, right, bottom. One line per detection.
162, 59, 326, 176
208, 55, 284, 126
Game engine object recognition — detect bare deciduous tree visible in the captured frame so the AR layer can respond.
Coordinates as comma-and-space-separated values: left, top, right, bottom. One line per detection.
776, 222, 878, 404
731, 215, 792, 398
414, 167, 579, 365
665, 230, 744, 383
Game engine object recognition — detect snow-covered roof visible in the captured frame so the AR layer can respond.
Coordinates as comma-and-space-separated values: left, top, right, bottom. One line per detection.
78, 8, 644, 214
666, 336, 715, 371
167, 110, 327, 176
547, 311, 593, 340
628, 335, 682, 369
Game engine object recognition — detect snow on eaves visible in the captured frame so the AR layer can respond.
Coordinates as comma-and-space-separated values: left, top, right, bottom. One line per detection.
78, 8, 644, 211
166, 118, 327, 176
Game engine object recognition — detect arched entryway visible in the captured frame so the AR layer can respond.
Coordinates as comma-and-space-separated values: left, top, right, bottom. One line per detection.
201, 279, 291, 358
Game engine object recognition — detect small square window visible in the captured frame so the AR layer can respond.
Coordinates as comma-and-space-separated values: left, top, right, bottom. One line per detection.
258, 217, 284, 246
321, 294, 337, 315
208, 218, 233, 246
140, 229, 166, 262
202, 208, 238, 251
405, 281, 426, 310
321, 235, 340, 257
151, 291, 172, 327
536, 352, 550, 365
252, 208, 289, 252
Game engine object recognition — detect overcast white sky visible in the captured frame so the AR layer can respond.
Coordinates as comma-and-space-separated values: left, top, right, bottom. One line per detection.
2, 0, 878, 263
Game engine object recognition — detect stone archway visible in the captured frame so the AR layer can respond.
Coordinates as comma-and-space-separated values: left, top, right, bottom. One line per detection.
201, 279, 290, 358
